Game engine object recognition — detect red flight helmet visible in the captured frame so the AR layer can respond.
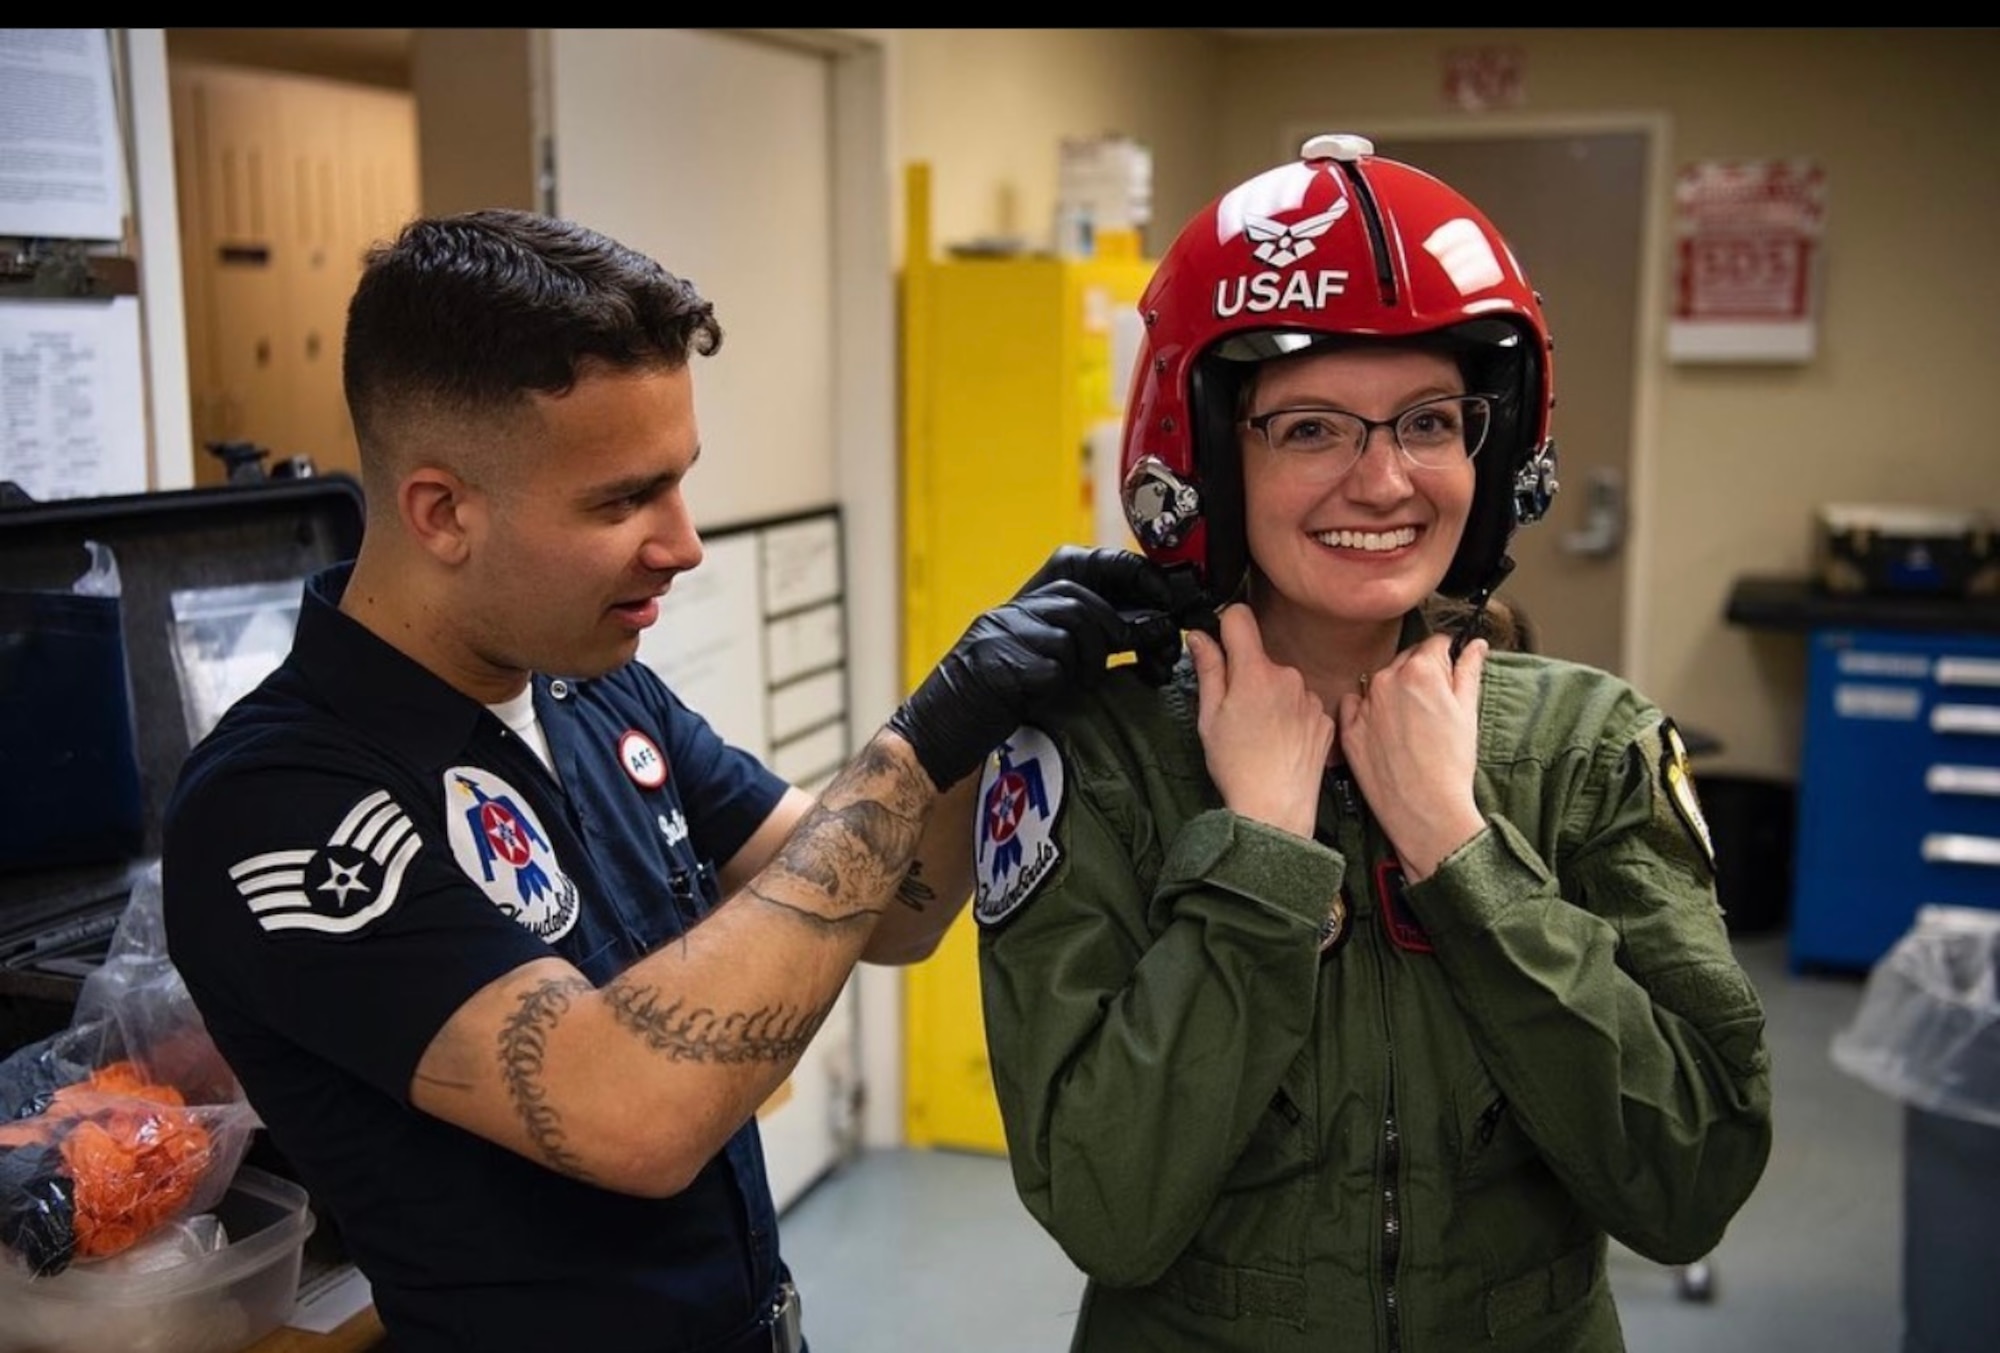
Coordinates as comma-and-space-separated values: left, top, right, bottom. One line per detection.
1119, 133, 1559, 605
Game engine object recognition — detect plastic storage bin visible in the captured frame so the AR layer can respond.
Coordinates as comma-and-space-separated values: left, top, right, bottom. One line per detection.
0, 1164, 315, 1353
1831, 904, 2000, 1353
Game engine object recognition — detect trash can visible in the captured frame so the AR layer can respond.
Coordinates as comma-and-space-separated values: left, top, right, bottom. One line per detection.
1830, 905, 2000, 1353
1697, 772, 1795, 936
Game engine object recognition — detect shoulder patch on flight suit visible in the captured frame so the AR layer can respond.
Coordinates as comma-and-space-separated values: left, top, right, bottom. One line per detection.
1656, 717, 1717, 874
973, 726, 1066, 928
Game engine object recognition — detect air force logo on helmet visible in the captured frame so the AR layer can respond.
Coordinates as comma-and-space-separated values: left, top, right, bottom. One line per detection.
1212, 159, 1355, 318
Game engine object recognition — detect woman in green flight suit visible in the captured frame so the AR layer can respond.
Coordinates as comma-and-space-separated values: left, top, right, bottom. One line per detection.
971, 134, 1772, 1352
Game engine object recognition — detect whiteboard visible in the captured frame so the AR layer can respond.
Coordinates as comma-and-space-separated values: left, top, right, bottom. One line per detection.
760, 514, 842, 614
638, 531, 767, 757
636, 507, 849, 775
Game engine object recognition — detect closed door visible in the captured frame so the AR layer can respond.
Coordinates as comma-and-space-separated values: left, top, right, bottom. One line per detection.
1374, 131, 1648, 674
171, 64, 417, 484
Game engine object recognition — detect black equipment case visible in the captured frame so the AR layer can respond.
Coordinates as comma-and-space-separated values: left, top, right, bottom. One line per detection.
0, 475, 366, 1054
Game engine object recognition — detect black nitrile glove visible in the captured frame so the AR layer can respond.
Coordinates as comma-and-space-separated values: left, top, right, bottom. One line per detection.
1011, 545, 1192, 610
889, 547, 1197, 789
1016, 546, 1215, 681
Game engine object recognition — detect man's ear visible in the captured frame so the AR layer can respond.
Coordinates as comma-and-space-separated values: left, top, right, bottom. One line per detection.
401, 466, 477, 566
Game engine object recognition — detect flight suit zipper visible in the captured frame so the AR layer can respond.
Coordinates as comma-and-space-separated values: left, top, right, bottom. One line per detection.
1382, 1088, 1404, 1353
1329, 766, 1407, 1353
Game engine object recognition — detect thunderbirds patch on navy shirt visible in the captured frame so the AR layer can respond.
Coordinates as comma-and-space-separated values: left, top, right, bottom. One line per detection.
443, 765, 581, 942
973, 726, 1065, 927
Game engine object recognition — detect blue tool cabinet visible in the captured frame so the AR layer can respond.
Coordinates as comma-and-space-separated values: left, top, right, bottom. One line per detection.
1791, 627, 2000, 972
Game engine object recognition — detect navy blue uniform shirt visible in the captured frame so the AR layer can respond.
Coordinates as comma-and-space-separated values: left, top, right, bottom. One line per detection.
162, 564, 793, 1353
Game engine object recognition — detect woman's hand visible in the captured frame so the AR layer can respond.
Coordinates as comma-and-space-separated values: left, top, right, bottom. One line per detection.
1337, 633, 1489, 880
1187, 604, 1335, 839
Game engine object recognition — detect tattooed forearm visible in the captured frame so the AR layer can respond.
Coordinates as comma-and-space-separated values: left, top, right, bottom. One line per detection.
743, 879, 883, 931
766, 789, 925, 914
604, 977, 830, 1065
842, 736, 935, 817
895, 860, 936, 913
496, 975, 597, 1181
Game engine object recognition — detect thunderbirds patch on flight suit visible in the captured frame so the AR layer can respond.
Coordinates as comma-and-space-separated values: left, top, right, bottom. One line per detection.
1657, 718, 1717, 874
973, 727, 1065, 928
443, 765, 581, 942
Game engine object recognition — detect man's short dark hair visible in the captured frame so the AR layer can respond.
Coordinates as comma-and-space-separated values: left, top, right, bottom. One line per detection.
342, 209, 723, 455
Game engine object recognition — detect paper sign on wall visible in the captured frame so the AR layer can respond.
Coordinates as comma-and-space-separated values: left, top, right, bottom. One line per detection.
0, 28, 127, 241
1443, 46, 1525, 112
1667, 158, 1826, 364
0, 297, 148, 499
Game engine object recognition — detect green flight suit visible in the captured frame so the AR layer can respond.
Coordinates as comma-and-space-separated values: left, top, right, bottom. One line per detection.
974, 643, 1773, 1352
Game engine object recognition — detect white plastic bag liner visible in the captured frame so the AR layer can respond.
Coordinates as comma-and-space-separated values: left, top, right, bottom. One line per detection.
1830, 904, 2000, 1128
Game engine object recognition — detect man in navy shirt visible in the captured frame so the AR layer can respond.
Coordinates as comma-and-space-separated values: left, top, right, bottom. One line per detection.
161, 209, 1188, 1353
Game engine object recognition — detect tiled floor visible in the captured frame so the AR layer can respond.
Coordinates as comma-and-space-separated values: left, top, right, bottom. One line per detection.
781, 933, 1916, 1352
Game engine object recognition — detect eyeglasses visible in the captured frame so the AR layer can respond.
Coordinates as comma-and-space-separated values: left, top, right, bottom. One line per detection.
1242, 394, 1493, 479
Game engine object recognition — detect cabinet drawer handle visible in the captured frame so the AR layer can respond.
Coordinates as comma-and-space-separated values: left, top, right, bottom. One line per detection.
1836, 684, 1921, 720
1928, 765, 2000, 797
1932, 705, 2000, 736
1921, 834, 2000, 867
1937, 657, 2000, 687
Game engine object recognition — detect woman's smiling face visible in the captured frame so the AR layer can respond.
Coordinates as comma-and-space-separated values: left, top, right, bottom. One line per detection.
1239, 343, 1477, 635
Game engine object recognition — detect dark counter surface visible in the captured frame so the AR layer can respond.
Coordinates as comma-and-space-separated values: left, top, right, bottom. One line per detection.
1726, 576, 2000, 636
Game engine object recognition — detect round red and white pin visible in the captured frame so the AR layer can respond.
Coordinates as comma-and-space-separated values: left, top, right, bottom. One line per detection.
618, 729, 668, 789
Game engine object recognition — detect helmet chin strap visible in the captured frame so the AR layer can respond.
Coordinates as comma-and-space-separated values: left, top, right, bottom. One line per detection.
1448, 554, 1516, 662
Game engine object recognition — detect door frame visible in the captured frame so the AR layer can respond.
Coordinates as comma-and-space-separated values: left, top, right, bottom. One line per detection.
533, 27, 908, 1165
1280, 112, 1671, 688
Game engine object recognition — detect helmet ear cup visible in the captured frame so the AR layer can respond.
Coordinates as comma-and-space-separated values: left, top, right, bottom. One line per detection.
1438, 409, 1522, 597
1189, 355, 1250, 604
1439, 336, 1546, 598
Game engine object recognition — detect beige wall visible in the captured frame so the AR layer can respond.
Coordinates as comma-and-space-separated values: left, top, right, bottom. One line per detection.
159, 28, 2000, 782
891, 29, 1220, 261
410, 29, 537, 215
901, 27, 2000, 780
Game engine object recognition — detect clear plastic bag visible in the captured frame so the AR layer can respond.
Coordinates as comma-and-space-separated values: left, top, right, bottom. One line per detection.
1829, 904, 2000, 1129
0, 865, 259, 1277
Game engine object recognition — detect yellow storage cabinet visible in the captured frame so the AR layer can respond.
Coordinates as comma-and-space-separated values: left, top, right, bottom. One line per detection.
900, 163, 1155, 1153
